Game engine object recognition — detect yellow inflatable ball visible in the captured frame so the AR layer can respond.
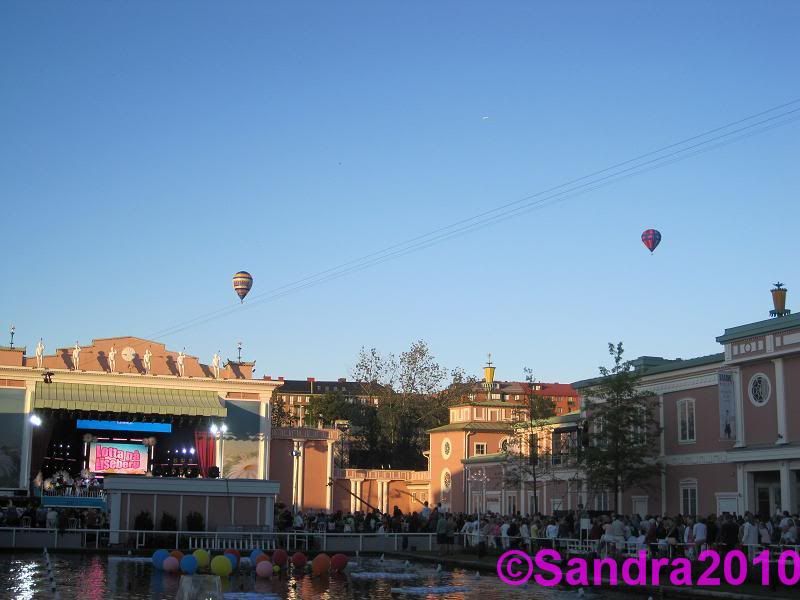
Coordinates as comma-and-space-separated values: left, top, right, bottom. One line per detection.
211, 554, 233, 577
311, 553, 330, 576
193, 549, 210, 569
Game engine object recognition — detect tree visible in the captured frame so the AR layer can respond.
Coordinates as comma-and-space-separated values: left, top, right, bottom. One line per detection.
271, 396, 293, 428
581, 342, 662, 512
503, 368, 556, 515
352, 340, 459, 469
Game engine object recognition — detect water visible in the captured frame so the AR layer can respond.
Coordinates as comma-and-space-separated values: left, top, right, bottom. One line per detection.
0, 554, 642, 600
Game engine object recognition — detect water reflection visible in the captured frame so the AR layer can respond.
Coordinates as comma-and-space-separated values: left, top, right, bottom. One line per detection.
0, 553, 647, 600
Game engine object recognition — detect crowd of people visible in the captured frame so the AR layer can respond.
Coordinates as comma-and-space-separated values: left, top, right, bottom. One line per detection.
0, 500, 108, 531
275, 502, 799, 559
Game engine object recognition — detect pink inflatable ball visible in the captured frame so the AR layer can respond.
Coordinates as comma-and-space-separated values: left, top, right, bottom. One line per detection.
162, 556, 180, 573
291, 552, 307, 569
255, 560, 273, 579
271, 548, 288, 566
330, 553, 348, 572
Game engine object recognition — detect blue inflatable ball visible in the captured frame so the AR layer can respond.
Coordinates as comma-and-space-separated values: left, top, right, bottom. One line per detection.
152, 549, 170, 570
224, 552, 238, 571
250, 549, 265, 563
180, 554, 199, 575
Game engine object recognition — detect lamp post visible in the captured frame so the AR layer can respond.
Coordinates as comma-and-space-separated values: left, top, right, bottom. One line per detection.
210, 423, 227, 477
291, 446, 302, 513
9, 325, 15, 349
468, 468, 489, 522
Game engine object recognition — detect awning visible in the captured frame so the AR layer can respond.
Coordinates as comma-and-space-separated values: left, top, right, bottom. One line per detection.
33, 382, 226, 417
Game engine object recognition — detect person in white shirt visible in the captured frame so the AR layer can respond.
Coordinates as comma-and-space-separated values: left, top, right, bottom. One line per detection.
741, 516, 759, 559
545, 519, 559, 539
693, 519, 707, 547
520, 521, 531, 552
500, 520, 511, 549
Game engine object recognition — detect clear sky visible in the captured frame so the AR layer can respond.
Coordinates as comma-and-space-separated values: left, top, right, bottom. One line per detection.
2, 1, 799, 385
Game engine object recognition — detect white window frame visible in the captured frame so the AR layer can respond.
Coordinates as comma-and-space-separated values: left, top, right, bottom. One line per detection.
748, 372, 772, 407
594, 490, 609, 511
474, 442, 487, 456
441, 438, 452, 459
680, 479, 698, 516
488, 409, 499, 421
677, 398, 696, 444
551, 498, 564, 513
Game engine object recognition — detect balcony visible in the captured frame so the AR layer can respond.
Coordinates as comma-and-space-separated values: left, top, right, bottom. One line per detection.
35, 487, 107, 509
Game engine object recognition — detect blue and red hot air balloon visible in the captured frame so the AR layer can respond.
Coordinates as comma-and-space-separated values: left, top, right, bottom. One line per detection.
232, 271, 253, 302
641, 229, 661, 254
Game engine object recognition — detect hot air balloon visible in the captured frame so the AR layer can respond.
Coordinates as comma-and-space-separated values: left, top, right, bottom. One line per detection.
232, 271, 253, 302
641, 229, 661, 254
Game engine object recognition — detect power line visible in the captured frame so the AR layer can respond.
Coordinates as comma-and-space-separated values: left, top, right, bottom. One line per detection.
142, 98, 800, 343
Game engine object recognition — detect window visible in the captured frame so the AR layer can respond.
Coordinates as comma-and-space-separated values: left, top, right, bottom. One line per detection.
488, 409, 499, 421
551, 498, 564, 513
748, 373, 771, 407
475, 407, 485, 420
500, 438, 510, 452
594, 490, 610, 511
474, 443, 487, 455
677, 398, 696, 443
441, 438, 452, 459
441, 468, 452, 491
680, 480, 698, 515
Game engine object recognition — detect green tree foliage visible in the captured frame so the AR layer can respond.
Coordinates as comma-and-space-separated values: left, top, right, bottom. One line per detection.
271, 396, 293, 428
503, 368, 556, 514
352, 340, 470, 470
581, 342, 662, 512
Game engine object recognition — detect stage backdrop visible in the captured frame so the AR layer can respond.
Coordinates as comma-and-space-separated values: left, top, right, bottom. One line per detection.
89, 442, 148, 475
222, 400, 262, 479
0, 389, 25, 488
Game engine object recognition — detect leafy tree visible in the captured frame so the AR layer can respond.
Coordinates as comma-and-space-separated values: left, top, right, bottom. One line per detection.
503, 368, 556, 514
305, 390, 354, 427
271, 396, 293, 428
581, 342, 662, 512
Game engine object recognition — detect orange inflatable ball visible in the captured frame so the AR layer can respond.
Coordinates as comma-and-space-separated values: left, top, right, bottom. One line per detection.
330, 553, 348, 572
311, 553, 331, 576
223, 548, 241, 559
271, 548, 288, 566
170, 550, 184, 562
291, 552, 307, 569
255, 554, 271, 565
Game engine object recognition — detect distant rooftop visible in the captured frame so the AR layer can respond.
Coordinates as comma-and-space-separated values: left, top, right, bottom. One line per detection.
716, 312, 800, 343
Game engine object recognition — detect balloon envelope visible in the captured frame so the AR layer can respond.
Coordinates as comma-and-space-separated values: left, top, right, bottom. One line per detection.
211, 555, 233, 577
180, 554, 199, 575
641, 229, 662, 253
152, 549, 169, 570
256, 560, 273, 578
162, 556, 179, 573
192, 549, 210, 568
232, 271, 253, 302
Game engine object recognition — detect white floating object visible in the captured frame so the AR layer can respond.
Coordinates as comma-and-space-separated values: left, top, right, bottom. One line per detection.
349, 572, 419, 581
390, 586, 470, 595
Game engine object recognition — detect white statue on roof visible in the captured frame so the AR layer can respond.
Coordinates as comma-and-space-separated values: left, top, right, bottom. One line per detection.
72, 341, 81, 370
108, 346, 117, 372
143, 348, 153, 374
177, 350, 185, 377
35, 339, 44, 369
211, 351, 221, 379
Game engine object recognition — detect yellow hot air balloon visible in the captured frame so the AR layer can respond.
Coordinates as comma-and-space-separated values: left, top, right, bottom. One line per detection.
232, 271, 253, 302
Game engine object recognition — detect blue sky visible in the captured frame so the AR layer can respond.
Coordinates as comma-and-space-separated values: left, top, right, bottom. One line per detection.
2, 1, 799, 384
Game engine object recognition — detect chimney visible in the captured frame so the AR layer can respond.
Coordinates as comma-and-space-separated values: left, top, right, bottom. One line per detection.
264, 375, 272, 380
770, 282, 791, 318
278, 376, 284, 381
338, 377, 346, 383
308, 377, 315, 393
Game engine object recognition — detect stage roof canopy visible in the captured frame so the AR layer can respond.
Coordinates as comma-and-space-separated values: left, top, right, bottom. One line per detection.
33, 382, 226, 417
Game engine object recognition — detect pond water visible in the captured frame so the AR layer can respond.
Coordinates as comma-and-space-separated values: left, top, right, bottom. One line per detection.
0, 553, 646, 600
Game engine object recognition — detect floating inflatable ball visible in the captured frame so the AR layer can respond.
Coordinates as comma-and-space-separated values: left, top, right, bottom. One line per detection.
250, 549, 265, 563
180, 554, 199, 575
255, 554, 271, 565
162, 556, 179, 573
211, 555, 233, 577
193, 549, 210, 569
272, 565, 281, 575
255, 560, 273, 579
291, 552, 307, 569
224, 552, 238, 571
311, 553, 331, 576
239, 557, 252, 572
223, 548, 241, 560
152, 549, 170, 570
170, 550, 184, 562
271, 549, 288, 566
330, 553, 348, 572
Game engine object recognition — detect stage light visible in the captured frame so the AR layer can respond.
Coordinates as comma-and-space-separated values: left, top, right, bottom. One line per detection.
29, 414, 42, 427
189, 448, 195, 455
182, 448, 187, 454
220, 424, 228, 434
210, 424, 218, 435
